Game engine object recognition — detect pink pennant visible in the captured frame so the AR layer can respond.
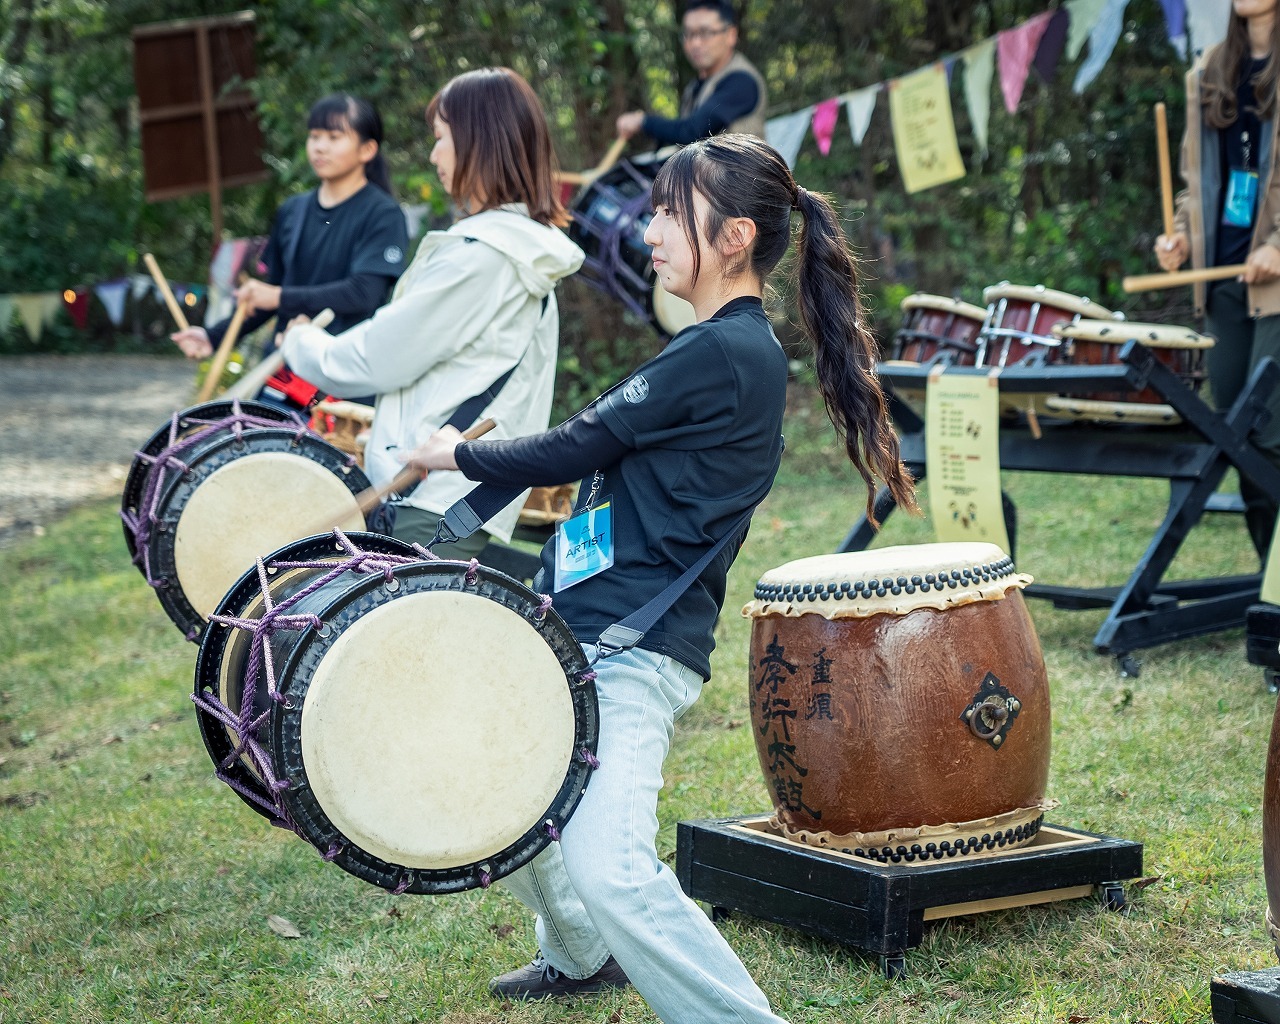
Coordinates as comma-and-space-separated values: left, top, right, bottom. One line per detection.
997, 10, 1052, 114
811, 97, 840, 157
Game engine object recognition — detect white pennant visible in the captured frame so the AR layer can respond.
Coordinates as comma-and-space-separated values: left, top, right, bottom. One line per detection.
841, 86, 879, 147
1073, 0, 1131, 94
765, 107, 815, 170
962, 38, 997, 159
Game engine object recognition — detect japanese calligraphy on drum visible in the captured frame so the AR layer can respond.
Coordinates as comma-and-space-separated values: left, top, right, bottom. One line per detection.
743, 542, 1054, 863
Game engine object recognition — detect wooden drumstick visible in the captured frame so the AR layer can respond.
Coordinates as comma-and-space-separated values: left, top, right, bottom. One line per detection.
224, 307, 335, 401
1155, 103, 1175, 239
311, 418, 497, 535
195, 299, 250, 404
1122, 263, 1247, 293
587, 136, 628, 182
142, 252, 190, 331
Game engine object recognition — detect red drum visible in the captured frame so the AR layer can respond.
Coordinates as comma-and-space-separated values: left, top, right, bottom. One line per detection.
1046, 320, 1213, 426
743, 543, 1053, 863
568, 157, 696, 339
978, 283, 1118, 369
891, 293, 986, 365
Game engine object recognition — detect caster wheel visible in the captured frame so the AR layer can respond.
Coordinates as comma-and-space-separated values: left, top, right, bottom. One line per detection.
879, 954, 906, 980
1117, 655, 1141, 679
710, 906, 731, 924
1266, 668, 1279, 694
1100, 883, 1126, 912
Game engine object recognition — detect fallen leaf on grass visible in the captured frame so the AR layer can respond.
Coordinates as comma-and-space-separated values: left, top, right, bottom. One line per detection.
372, 993, 389, 1002
489, 923, 514, 938
608, 1012, 623, 1023
1131, 875, 1163, 891
149, 723, 162, 732
266, 914, 301, 938
101, 735, 122, 746
1067, 1016, 1093, 1023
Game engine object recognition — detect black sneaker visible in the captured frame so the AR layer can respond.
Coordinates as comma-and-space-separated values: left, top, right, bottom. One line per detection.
488, 952, 630, 1000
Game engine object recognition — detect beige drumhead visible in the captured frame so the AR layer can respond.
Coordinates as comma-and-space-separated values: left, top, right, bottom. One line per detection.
300, 589, 576, 870
1052, 319, 1213, 349
981, 282, 1116, 321
1042, 395, 1182, 425
743, 542, 1031, 621
900, 293, 988, 322
652, 279, 697, 336
173, 452, 365, 618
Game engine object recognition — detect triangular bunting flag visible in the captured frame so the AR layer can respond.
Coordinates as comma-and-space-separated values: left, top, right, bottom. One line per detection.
1187, 0, 1230, 55
963, 38, 998, 159
998, 11, 1053, 114
130, 274, 152, 300
1159, 0, 1186, 41
14, 293, 60, 343
1034, 8, 1070, 82
1073, 0, 1131, 94
1065, 0, 1108, 60
0, 296, 13, 337
63, 288, 89, 330
843, 85, 879, 147
93, 280, 128, 326
811, 97, 840, 157
766, 107, 815, 170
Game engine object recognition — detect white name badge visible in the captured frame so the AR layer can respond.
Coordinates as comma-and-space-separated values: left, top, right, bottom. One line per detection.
554, 498, 615, 592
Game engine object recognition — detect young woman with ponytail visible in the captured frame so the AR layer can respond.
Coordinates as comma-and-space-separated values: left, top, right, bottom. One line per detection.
406, 132, 915, 1023
172, 93, 408, 409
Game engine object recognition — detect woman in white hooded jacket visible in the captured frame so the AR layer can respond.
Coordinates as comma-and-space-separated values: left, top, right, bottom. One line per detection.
283, 67, 584, 557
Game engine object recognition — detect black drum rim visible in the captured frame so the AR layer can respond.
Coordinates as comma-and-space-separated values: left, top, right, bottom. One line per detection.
122, 399, 302, 562
194, 531, 423, 822
146, 427, 371, 641
270, 560, 599, 895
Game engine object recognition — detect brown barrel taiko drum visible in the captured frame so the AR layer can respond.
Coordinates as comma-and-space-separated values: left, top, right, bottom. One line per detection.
743, 542, 1053, 864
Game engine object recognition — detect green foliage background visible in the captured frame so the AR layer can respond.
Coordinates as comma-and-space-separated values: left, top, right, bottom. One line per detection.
0, 0, 1194, 389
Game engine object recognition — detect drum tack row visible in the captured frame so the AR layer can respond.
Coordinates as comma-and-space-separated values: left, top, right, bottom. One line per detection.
886, 283, 1214, 426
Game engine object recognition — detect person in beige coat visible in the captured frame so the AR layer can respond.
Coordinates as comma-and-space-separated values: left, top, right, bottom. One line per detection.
1156, 0, 1280, 559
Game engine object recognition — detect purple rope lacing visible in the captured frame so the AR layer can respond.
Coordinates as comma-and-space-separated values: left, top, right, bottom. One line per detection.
580, 166, 655, 322
121, 401, 310, 588
478, 869, 492, 889
534, 593, 553, 622
544, 820, 561, 842
577, 747, 601, 770
190, 529, 425, 842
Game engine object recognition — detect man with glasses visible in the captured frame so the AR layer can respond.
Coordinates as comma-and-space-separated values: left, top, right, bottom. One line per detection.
616, 0, 767, 145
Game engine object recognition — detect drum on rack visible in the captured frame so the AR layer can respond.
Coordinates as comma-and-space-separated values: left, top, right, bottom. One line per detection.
882, 294, 986, 416
890, 293, 986, 365
121, 400, 371, 641
568, 157, 696, 338
1046, 320, 1214, 426
193, 531, 600, 895
743, 542, 1053, 863
978, 283, 1119, 369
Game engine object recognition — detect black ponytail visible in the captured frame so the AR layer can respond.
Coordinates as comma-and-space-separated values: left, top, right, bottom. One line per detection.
652, 134, 918, 526
307, 93, 394, 196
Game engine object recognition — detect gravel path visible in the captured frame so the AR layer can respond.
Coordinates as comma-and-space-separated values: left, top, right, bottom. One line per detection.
0, 355, 196, 548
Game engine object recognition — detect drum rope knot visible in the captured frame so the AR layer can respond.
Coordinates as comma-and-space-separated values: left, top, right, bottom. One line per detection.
577, 747, 601, 769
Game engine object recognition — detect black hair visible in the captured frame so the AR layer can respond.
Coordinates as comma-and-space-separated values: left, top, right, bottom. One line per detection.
651, 134, 918, 526
683, 0, 736, 25
306, 93, 392, 195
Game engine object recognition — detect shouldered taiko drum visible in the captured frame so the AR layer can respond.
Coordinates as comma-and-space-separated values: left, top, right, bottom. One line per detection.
121, 400, 370, 641
193, 530, 600, 895
743, 542, 1054, 863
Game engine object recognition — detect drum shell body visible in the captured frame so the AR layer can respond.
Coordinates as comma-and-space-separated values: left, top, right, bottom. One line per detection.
748, 588, 1050, 840
892, 298, 984, 365
1060, 335, 1206, 405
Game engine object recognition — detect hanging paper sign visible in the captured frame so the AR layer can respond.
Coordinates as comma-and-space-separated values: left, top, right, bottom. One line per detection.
925, 369, 1011, 554
888, 65, 965, 194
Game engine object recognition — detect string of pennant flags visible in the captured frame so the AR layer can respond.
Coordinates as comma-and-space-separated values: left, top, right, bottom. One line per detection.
764, 0, 1231, 192
0, 276, 206, 344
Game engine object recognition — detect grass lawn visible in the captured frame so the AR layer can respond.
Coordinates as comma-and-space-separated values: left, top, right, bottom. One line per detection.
1, 396, 1275, 1023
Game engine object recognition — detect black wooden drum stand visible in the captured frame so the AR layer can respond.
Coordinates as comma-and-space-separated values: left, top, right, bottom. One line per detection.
841, 344, 1280, 674
1212, 968, 1280, 1023
676, 814, 1142, 979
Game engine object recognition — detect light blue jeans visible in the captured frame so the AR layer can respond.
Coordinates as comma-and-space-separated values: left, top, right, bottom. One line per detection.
498, 646, 788, 1024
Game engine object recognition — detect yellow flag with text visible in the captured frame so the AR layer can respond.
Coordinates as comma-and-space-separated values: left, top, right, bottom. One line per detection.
889, 64, 966, 194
